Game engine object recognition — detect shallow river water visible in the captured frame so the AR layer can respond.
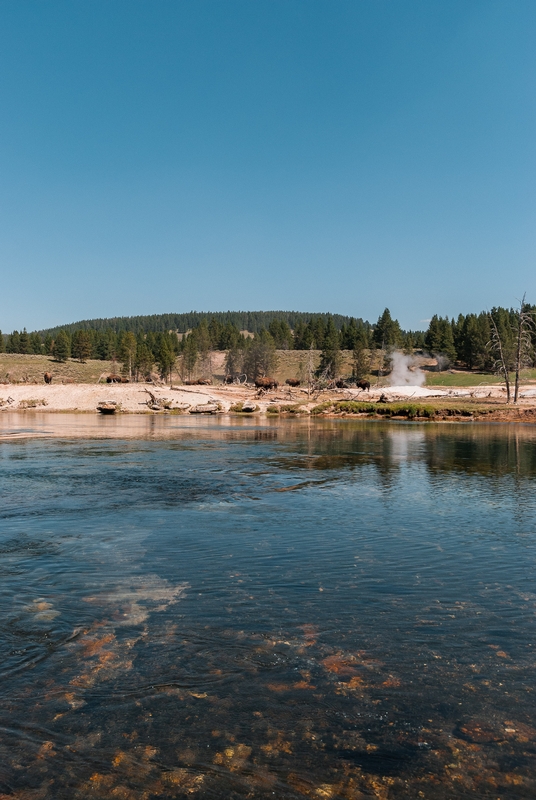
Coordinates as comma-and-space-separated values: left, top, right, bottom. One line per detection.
1, 414, 536, 799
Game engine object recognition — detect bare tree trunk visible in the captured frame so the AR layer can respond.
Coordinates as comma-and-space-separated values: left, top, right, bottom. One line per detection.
514, 309, 523, 404
488, 313, 511, 403
513, 293, 533, 404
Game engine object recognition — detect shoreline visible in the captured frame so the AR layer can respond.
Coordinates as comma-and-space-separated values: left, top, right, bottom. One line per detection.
1, 381, 536, 423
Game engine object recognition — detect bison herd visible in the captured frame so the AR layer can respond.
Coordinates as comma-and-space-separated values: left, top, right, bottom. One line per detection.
42, 370, 371, 392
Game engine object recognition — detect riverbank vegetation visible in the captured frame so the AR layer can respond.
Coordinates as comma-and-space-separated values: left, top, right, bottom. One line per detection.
3, 301, 536, 389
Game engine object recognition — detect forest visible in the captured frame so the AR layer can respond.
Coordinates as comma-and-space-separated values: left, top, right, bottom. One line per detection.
1, 304, 535, 389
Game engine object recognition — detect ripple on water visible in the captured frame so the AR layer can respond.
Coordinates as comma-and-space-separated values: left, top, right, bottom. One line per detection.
1, 418, 536, 798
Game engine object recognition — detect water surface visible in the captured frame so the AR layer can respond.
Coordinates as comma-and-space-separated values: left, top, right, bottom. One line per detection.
1, 414, 536, 798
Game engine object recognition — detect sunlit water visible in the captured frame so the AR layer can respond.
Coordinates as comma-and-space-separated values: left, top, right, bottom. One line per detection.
1, 413, 536, 799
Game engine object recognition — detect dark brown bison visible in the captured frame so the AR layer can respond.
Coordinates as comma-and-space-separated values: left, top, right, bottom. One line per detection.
255, 377, 278, 390
285, 378, 301, 387
106, 375, 122, 383
356, 379, 371, 392
185, 378, 212, 386
335, 380, 349, 389
223, 375, 234, 384
44, 372, 53, 384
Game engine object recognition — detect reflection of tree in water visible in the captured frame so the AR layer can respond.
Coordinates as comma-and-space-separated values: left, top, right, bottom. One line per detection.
423, 425, 536, 479
4, 421, 536, 798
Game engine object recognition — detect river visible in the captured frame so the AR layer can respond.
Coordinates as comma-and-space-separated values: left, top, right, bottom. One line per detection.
1, 414, 535, 798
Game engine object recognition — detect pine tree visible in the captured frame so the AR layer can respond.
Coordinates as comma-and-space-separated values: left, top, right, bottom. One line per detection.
424, 315, 442, 353
43, 334, 53, 355
182, 335, 198, 380
243, 330, 278, 380
224, 344, 244, 379
19, 329, 30, 354
30, 332, 43, 354
317, 317, 341, 380
268, 319, 293, 349
6, 331, 21, 353
352, 341, 370, 380
157, 337, 176, 383
53, 330, 71, 362
373, 309, 402, 349
134, 343, 153, 381
118, 332, 137, 377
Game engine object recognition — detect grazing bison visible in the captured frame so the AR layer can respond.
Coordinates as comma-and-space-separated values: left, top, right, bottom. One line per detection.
185, 378, 212, 386
335, 380, 350, 389
106, 375, 122, 383
223, 375, 234, 384
356, 379, 371, 392
43, 372, 53, 384
255, 377, 278, 390
285, 378, 301, 387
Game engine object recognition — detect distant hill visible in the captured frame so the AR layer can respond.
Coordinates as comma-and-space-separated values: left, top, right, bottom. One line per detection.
36, 310, 370, 337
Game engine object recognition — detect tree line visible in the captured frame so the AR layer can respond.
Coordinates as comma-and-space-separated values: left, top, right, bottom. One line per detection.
36, 310, 367, 339
2, 303, 536, 389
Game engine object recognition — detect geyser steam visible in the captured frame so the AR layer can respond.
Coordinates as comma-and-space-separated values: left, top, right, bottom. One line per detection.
389, 352, 425, 387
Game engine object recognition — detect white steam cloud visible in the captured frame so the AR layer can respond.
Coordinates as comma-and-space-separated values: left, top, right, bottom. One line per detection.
389, 352, 426, 387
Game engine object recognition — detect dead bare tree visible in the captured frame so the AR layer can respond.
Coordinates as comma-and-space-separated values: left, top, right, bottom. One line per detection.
488, 312, 511, 403
513, 294, 535, 403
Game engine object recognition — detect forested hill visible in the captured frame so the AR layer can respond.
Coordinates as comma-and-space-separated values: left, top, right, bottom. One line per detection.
37, 310, 369, 337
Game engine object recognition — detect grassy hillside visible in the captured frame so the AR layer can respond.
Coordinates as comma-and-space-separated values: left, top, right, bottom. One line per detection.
0, 354, 115, 384
2, 351, 533, 387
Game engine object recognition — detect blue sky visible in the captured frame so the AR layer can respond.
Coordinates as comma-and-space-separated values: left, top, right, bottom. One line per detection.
1, 1, 535, 332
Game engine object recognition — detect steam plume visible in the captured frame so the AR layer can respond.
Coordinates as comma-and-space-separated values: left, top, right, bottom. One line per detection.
389, 352, 425, 387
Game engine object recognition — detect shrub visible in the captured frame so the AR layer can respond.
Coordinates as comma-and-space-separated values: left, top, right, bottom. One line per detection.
18, 398, 48, 409
311, 400, 437, 419
279, 404, 303, 413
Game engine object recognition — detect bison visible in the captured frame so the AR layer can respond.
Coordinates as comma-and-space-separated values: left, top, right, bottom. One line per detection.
43, 372, 53, 384
285, 378, 301, 387
254, 377, 278, 390
185, 378, 212, 386
335, 380, 349, 389
106, 375, 122, 383
356, 379, 371, 392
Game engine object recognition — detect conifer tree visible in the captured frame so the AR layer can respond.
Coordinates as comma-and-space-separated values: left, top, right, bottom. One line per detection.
134, 342, 153, 381
6, 331, 21, 353
72, 330, 93, 363
182, 334, 198, 380
317, 317, 341, 380
19, 329, 30, 354
224, 344, 244, 379
157, 337, 176, 383
43, 334, 53, 355
352, 340, 370, 380
118, 332, 137, 377
373, 309, 402, 349
52, 330, 71, 362
30, 332, 43, 354
243, 329, 278, 380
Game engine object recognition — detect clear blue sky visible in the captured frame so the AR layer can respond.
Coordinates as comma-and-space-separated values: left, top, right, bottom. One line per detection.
1, 0, 535, 332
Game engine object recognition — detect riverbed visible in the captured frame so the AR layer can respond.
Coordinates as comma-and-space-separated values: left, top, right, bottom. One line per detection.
1, 416, 535, 798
